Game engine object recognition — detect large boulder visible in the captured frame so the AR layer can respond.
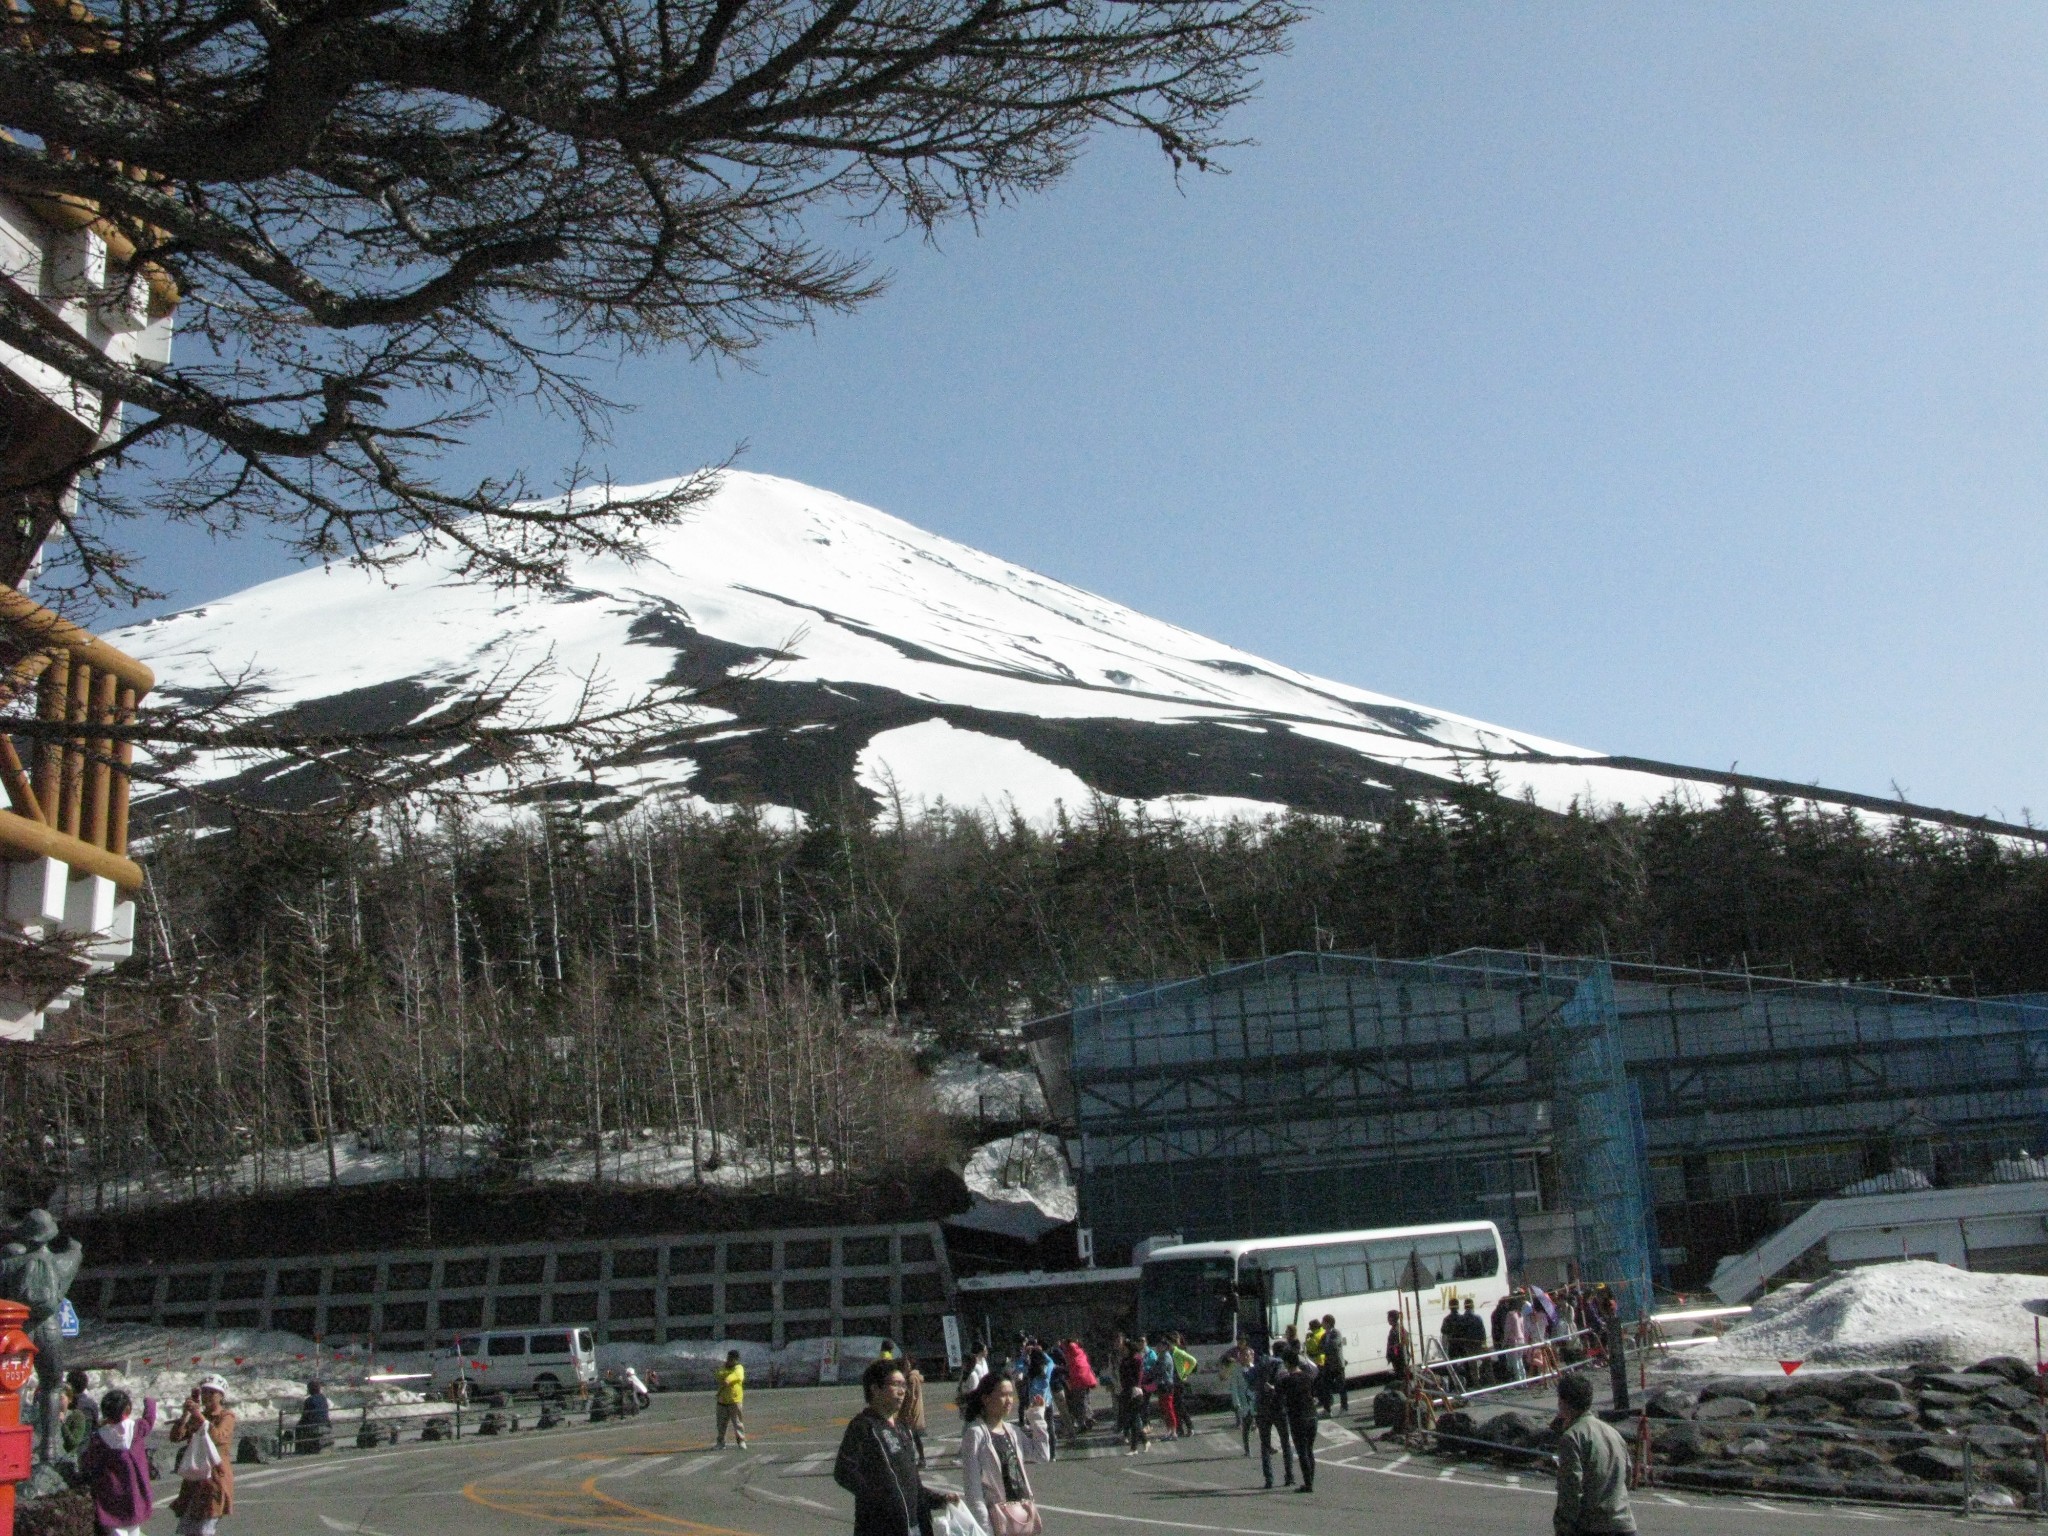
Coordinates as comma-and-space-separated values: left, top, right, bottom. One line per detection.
1479, 1410, 1545, 1448
1971, 1357, 2037, 1388
1648, 1420, 1708, 1465
1923, 1373, 2005, 1397
1988, 1458, 2042, 1494
1766, 1395, 1833, 1420
1700, 1376, 1772, 1403
1854, 1397, 1916, 1421
1895, 1445, 1968, 1482
1646, 1385, 1698, 1419
1965, 1423, 2036, 1457
1825, 1371, 1905, 1404
1984, 1383, 2041, 1414
1695, 1397, 1759, 1423
1825, 1442, 1887, 1472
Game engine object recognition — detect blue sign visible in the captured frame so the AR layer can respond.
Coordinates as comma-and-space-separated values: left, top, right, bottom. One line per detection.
58, 1299, 78, 1339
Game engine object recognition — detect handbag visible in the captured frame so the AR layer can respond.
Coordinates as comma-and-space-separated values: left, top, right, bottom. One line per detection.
177, 1418, 222, 1481
985, 1424, 1042, 1536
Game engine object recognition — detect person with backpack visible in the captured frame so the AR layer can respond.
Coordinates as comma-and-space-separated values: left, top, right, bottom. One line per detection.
1142, 1337, 1178, 1437
1061, 1338, 1097, 1431
78, 1388, 155, 1536
1116, 1337, 1150, 1453
1253, 1339, 1295, 1490
1276, 1344, 1320, 1494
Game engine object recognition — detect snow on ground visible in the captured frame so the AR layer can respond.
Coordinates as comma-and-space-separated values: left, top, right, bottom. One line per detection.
1671, 1261, 2048, 1375
49, 1127, 821, 1216
67, 1323, 433, 1426
928, 1053, 1046, 1122
951, 1131, 1075, 1241
67, 1323, 909, 1420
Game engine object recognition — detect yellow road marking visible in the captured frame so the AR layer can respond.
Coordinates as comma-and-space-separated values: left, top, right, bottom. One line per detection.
464, 1473, 771, 1535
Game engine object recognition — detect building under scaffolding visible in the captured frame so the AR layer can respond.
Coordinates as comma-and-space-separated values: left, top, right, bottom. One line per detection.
1024, 950, 2048, 1302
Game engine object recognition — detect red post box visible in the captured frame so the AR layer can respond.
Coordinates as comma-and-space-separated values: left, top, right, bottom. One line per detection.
0, 1300, 38, 1534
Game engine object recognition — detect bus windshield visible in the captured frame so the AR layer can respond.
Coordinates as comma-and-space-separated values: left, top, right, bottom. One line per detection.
1137, 1256, 1238, 1344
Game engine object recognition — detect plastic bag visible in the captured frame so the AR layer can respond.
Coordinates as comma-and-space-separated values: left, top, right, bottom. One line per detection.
936, 1502, 991, 1536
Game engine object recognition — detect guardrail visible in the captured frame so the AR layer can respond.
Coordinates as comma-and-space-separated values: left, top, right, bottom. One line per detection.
262, 1384, 647, 1458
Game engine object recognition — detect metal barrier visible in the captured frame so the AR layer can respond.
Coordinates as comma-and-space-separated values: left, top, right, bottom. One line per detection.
1414, 1325, 1603, 1405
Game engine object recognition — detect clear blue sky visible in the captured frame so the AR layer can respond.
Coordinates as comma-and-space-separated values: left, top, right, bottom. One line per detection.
118, 3, 2048, 822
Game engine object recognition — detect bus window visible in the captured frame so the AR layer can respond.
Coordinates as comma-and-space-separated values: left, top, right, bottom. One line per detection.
1457, 1231, 1501, 1278
1137, 1257, 1238, 1344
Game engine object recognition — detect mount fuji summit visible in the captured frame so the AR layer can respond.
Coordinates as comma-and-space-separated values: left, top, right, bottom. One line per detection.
103, 471, 2019, 834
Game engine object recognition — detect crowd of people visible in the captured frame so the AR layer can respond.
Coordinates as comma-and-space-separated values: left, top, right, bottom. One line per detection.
830, 1304, 1636, 1535
50, 1366, 240, 1536
1425, 1281, 1627, 1397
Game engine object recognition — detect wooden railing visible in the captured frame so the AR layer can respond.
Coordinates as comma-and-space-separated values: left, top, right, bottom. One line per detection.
0, 586, 150, 890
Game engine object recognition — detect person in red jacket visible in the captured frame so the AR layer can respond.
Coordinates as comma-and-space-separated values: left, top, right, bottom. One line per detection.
1061, 1339, 1098, 1430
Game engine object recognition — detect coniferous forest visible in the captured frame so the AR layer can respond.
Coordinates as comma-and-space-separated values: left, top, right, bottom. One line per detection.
10, 783, 2048, 1213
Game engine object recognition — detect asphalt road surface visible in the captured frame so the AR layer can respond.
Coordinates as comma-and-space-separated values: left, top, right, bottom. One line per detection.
187, 1388, 1967, 1536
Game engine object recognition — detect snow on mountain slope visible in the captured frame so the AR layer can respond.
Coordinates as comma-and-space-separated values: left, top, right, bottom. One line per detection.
97, 471, 1980, 829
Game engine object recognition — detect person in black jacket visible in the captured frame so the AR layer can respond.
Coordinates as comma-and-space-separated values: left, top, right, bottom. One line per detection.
1253, 1340, 1294, 1490
1275, 1344, 1320, 1494
833, 1359, 960, 1536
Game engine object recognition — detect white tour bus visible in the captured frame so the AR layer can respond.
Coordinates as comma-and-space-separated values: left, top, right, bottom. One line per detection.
429, 1327, 600, 1398
1135, 1220, 1511, 1391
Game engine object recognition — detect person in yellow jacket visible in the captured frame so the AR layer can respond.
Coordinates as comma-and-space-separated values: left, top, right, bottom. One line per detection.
1304, 1321, 1327, 1372
714, 1350, 747, 1449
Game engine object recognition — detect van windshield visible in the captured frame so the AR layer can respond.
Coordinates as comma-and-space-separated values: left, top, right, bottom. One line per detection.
577, 1329, 595, 1355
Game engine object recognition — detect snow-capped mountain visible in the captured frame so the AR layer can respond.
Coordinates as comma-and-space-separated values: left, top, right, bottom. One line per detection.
102, 471, 2027, 834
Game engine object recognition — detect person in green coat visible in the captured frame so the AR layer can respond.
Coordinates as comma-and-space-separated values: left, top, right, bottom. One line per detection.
1552, 1374, 1636, 1536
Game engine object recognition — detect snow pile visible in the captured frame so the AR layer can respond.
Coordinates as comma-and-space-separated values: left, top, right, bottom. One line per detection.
1837, 1167, 1932, 1196
1993, 1153, 2048, 1183
1676, 1261, 2048, 1374
952, 1132, 1074, 1241
67, 1323, 432, 1425
929, 1055, 1046, 1122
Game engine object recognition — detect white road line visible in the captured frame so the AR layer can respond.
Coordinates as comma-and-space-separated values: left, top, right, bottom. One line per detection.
746, 1484, 836, 1513
1436, 1465, 1458, 1480
666, 1454, 724, 1477
789, 1452, 834, 1475
320, 1516, 410, 1536
604, 1456, 667, 1480
1652, 1493, 1690, 1506
1037, 1502, 1340, 1536
1386, 1453, 1412, 1472
241, 1462, 355, 1489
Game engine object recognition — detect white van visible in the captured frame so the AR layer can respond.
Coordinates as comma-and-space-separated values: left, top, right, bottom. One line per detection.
430, 1328, 599, 1398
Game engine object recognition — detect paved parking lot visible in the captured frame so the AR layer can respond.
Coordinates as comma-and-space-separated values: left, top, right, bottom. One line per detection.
194, 1387, 1972, 1535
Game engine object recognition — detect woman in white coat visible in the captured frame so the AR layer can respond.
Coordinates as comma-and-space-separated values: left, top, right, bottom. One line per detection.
959, 1373, 1037, 1536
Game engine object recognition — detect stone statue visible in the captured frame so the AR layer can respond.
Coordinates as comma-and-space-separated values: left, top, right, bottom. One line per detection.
0, 1209, 81, 1473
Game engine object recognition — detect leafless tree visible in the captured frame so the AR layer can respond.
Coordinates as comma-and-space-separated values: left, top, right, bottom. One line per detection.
1, 0, 1301, 605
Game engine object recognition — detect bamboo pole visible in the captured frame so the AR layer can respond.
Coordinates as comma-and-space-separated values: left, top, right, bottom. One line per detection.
58, 656, 91, 836
82, 666, 116, 848
32, 649, 66, 816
